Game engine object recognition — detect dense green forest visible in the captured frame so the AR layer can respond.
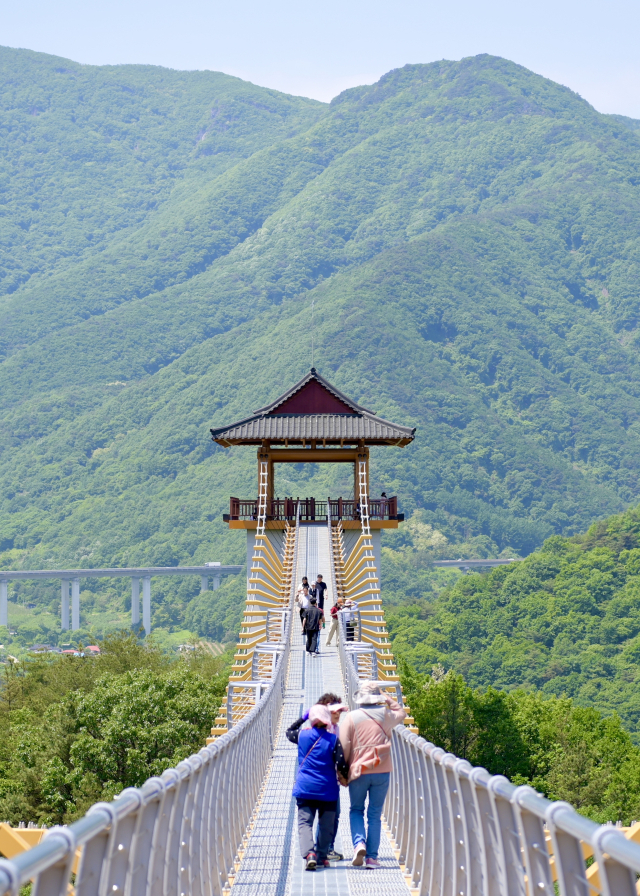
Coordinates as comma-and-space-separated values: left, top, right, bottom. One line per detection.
0, 633, 229, 824
4, 47, 640, 664
5, 46, 640, 824
401, 663, 640, 824
2, 628, 637, 828
390, 504, 640, 742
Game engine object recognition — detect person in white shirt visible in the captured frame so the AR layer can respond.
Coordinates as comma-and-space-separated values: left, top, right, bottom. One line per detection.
296, 576, 310, 599
296, 584, 311, 634
341, 599, 356, 641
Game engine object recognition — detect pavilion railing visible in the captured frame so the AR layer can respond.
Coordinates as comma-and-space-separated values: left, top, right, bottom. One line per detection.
0, 557, 296, 896
229, 496, 399, 522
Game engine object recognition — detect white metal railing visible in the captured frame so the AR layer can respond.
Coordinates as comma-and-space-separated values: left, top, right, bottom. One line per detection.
0, 535, 297, 896
386, 726, 640, 895
327, 504, 640, 894
327, 503, 400, 709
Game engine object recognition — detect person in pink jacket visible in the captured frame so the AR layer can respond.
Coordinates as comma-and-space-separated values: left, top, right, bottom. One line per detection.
339, 681, 407, 868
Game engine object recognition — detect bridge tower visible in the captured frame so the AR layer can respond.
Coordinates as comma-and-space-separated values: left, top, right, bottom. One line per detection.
209, 368, 415, 734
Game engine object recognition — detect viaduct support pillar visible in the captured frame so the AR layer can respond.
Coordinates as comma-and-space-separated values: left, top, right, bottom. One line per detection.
142, 576, 151, 636
200, 576, 208, 593
210, 561, 221, 591
131, 577, 140, 627
0, 581, 7, 628
71, 578, 80, 631
61, 580, 70, 630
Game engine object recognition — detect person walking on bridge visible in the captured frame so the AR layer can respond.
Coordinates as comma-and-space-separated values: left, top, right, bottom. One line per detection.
302, 596, 323, 656
339, 681, 407, 868
287, 692, 349, 862
311, 574, 327, 609
296, 576, 310, 600
287, 704, 349, 870
296, 584, 311, 640
325, 597, 344, 646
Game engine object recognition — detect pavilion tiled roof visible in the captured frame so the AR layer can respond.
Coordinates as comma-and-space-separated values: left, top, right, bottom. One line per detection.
211, 369, 415, 447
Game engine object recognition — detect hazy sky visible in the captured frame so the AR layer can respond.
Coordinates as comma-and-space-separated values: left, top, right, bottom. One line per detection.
4, 0, 640, 117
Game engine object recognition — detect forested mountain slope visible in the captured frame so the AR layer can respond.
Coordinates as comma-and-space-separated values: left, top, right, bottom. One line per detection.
389, 504, 640, 741
4, 48, 640, 640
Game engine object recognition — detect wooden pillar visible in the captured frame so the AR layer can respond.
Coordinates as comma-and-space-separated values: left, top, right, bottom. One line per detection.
268, 457, 274, 507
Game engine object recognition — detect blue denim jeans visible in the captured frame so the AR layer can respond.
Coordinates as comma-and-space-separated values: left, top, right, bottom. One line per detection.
348, 772, 390, 859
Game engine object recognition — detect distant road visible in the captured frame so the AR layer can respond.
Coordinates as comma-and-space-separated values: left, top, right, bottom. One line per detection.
0, 565, 243, 580
432, 558, 520, 569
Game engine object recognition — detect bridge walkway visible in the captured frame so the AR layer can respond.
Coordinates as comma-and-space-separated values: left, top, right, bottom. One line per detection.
230, 524, 410, 896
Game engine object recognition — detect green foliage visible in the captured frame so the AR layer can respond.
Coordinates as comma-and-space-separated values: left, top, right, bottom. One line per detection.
0, 632, 229, 824
389, 504, 640, 741
3, 49, 640, 642
402, 662, 640, 823
184, 572, 247, 642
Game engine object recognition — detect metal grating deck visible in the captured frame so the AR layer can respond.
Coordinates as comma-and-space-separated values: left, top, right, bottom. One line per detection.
230, 525, 411, 896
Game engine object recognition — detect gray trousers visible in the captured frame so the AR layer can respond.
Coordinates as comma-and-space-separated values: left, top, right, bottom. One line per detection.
326, 617, 339, 645
296, 799, 336, 860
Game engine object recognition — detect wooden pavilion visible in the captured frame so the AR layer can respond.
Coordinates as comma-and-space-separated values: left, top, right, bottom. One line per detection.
211, 368, 415, 530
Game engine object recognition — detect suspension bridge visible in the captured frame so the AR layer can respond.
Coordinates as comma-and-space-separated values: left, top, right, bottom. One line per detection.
2, 369, 640, 896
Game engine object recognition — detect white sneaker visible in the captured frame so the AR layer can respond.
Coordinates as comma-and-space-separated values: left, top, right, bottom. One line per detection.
352, 844, 366, 866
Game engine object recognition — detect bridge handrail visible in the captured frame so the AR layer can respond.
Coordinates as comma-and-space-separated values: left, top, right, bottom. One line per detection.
327, 502, 640, 892
0, 515, 298, 896
388, 716, 640, 895
328, 501, 359, 707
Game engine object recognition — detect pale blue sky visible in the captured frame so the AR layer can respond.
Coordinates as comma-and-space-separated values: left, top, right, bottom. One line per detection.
3, 0, 640, 117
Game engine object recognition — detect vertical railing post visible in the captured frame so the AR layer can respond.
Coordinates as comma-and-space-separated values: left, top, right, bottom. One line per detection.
488, 776, 527, 896
142, 576, 151, 635
415, 743, 434, 894
455, 761, 485, 896
131, 577, 140, 627
0, 580, 7, 629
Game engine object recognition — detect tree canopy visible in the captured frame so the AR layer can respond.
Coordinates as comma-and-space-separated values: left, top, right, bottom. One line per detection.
3, 49, 640, 651
0, 633, 229, 824
389, 504, 640, 741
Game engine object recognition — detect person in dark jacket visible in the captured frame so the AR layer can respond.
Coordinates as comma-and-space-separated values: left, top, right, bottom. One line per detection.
287, 704, 348, 870
302, 596, 323, 656
288, 693, 349, 862
310, 575, 327, 654
311, 574, 328, 610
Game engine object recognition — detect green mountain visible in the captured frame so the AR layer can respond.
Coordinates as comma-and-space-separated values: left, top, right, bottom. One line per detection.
3, 47, 640, 645
390, 504, 640, 741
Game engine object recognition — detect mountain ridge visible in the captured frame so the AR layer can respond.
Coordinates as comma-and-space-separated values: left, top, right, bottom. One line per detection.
3, 49, 640, 645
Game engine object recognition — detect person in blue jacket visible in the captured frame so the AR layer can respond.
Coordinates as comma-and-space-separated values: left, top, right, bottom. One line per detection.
287, 703, 349, 870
